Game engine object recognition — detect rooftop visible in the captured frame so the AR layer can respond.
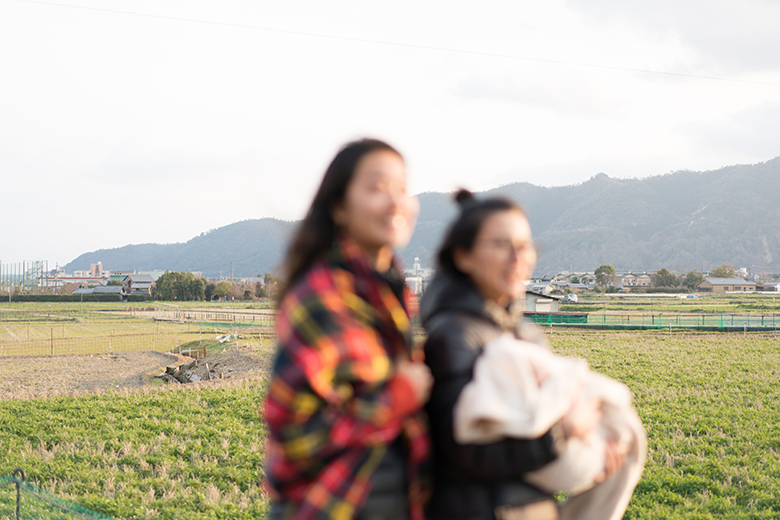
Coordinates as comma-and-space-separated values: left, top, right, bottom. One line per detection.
700, 278, 757, 285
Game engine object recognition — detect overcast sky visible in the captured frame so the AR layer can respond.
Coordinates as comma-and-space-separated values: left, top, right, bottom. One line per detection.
2, 0, 779, 268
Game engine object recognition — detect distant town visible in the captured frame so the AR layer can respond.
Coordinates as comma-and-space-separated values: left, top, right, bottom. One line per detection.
2, 258, 779, 304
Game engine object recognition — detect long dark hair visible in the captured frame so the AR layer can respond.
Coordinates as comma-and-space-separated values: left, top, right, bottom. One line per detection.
437, 189, 526, 275
279, 138, 403, 298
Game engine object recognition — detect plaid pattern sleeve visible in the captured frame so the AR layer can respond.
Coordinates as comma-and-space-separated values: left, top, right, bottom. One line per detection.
263, 239, 431, 520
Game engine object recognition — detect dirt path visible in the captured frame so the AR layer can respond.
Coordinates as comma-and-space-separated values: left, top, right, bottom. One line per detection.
0, 351, 180, 400
0, 347, 270, 400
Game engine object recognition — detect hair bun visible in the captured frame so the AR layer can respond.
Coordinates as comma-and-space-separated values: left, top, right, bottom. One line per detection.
454, 188, 475, 207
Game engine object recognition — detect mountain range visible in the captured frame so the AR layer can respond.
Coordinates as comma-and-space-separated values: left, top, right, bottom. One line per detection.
63, 157, 780, 278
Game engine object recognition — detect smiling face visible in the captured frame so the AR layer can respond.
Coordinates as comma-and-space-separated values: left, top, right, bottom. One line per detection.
453, 209, 537, 306
332, 149, 418, 268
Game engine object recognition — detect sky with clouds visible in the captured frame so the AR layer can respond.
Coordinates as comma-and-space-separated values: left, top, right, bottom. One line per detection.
1, 0, 779, 267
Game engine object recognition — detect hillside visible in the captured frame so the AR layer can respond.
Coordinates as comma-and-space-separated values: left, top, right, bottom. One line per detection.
404, 157, 780, 275
64, 157, 780, 277
63, 219, 297, 279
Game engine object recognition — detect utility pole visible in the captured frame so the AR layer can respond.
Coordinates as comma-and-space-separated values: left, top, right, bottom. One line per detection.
230, 262, 233, 283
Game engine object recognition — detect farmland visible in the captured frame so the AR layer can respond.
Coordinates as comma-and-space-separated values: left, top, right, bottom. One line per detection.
2, 300, 780, 518
0, 376, 272, 519
550, 330, 780, 518
0, 302, 274, 357
561, 292, 780, 315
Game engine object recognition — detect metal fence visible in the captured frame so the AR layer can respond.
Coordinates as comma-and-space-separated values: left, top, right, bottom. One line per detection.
153, 310, 277, 328
525, 312, 780, 331
0, 332, 196, 357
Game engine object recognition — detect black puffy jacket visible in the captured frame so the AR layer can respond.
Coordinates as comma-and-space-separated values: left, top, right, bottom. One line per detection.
421, 272, 563, 520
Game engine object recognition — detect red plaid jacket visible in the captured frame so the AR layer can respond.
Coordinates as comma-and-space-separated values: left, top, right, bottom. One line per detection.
264, 235, 431, 520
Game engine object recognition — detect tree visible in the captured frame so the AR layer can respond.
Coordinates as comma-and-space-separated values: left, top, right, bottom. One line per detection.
153, 271, 207, 301
205, 283, 216, 301
652, 268, 680, 287
106, 280, 123, 286
710, 264, 736, 279
570, 276, 580, 284
594, 264, 616, 287
214, 281, 232, 299
263, 272, 282, 300
255, 282, 267, 298
59, 283, 79, 295
684, 270, 703, 289
188, 278, 207, 301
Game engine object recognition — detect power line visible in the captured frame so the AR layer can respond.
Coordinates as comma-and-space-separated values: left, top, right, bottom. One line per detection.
12, 0, 780, 87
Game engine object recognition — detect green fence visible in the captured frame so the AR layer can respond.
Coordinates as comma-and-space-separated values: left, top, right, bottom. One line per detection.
525, 312, 780, 331
0, 470, 115, 520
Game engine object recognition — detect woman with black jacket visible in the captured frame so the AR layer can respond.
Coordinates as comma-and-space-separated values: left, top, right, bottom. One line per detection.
421, 190, 629, 520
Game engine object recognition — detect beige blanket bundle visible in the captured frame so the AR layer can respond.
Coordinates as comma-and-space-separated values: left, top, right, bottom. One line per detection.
454, 334, 647, 520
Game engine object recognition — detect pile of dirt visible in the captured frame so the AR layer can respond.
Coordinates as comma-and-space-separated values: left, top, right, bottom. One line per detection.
156, 347, 266, 384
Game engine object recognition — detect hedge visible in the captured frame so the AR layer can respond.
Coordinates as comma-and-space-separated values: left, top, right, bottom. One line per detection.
1, 294, 150, 303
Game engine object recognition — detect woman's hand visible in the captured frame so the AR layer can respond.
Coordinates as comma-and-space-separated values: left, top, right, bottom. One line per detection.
560, 395, 601, 441
595, 436, 629, 482
395, 359, 434, 404
561, 396, 629, 482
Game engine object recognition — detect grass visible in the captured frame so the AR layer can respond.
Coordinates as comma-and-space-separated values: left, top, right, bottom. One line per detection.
2, 301, 780, 518
549, 330, 780, 518
0, 375, 272, 520
563, 293, 780, 315
174, 337, 269, 357
0, 321, 196, 342
0, 311, 270, 357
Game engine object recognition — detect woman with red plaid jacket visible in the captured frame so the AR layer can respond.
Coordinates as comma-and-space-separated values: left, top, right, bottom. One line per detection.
264, 139, 433, 520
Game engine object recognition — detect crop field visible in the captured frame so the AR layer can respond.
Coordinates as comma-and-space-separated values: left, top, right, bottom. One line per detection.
563, 293, 780, 315
550, 330, 780, 519
0, 376, 272, 520
0, 303, 272, 357
2, 298, 779, 519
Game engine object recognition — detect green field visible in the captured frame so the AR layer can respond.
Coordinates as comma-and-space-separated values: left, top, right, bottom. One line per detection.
562, 293, 780, 315
550, 330, 780, 518
2, 301, 780, 519
1, 378, 271, 519
0, 302, 273, 357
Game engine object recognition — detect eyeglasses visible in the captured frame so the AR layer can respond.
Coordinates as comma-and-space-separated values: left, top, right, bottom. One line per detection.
475, 237, 533, 259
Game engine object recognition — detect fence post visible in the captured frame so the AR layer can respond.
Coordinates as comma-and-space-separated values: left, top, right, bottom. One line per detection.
13, 468, 26, 520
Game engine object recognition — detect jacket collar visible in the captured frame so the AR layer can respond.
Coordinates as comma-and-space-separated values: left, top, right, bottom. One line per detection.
420, 270, 522, 332
326, 233, 394, 272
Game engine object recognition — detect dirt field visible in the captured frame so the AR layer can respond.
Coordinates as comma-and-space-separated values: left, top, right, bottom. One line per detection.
0, 348, 267, 400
